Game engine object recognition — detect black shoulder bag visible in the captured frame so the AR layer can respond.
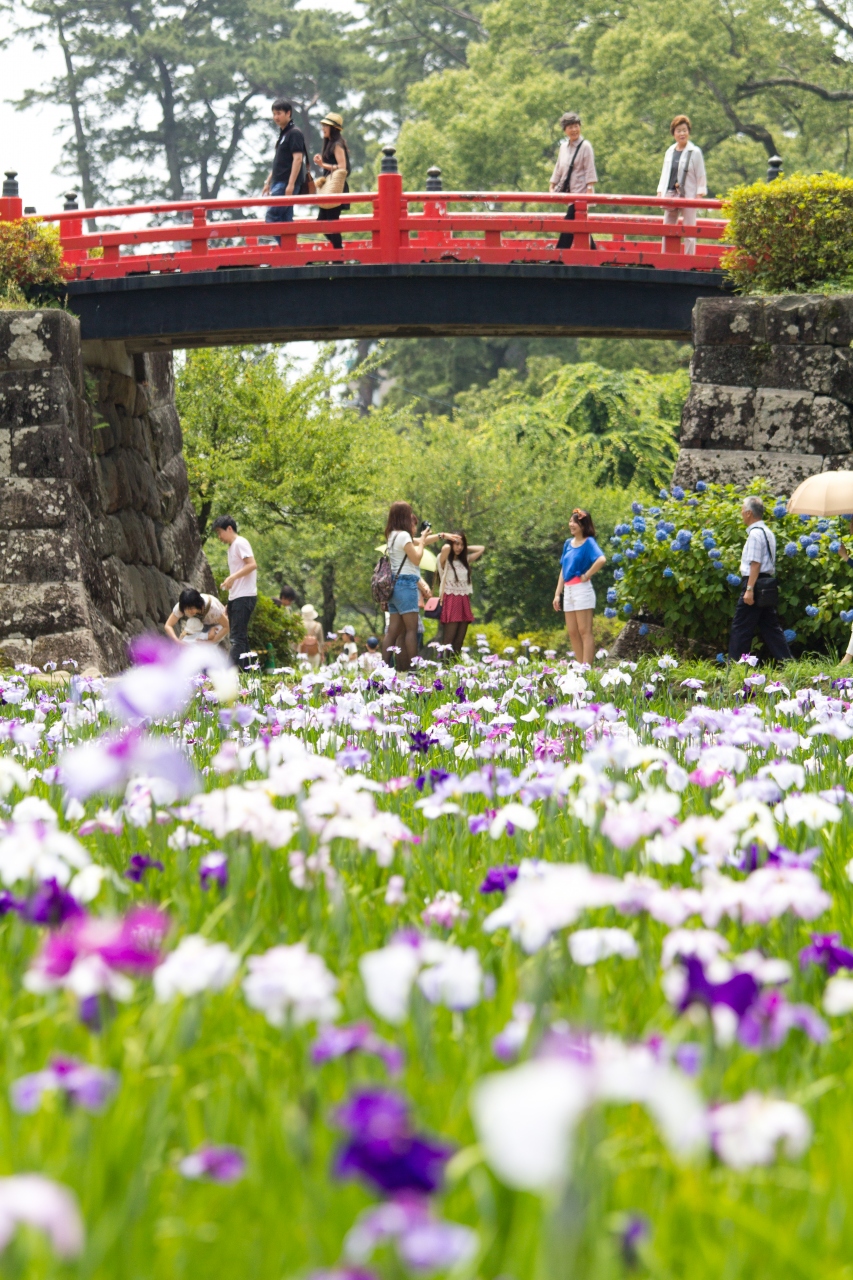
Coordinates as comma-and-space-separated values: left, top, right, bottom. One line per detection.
753, 528, 779, 608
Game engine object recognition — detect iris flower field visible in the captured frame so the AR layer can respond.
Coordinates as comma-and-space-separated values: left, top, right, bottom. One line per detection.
2, 634, 853, 1279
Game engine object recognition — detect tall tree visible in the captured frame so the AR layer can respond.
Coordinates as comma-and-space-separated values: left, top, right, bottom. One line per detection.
8, 0, 366, 202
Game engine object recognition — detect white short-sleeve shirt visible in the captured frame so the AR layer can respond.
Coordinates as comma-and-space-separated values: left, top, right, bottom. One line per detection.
388, 530, 420, 577
740, 521, 776, 576
227, 536, 257, 599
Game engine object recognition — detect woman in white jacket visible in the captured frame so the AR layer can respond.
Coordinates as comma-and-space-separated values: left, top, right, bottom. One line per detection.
657, 115, 707, 256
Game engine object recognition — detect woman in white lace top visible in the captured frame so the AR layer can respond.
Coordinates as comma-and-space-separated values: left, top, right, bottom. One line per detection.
438, 532, 485, 653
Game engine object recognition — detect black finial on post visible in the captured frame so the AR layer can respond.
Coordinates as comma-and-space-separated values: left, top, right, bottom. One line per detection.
380, 146, 398, 174
23, 206, 36, 215
2, 172, 19, 197
767, 155, 783, 182
63, 191, 79, 210
426, 166, 442, 192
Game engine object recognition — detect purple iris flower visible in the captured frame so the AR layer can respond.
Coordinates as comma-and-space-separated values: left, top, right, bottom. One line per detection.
676, 955, 759, 1018
737, 989, 828, 1051
799, 933, 853, 974
620, 1215, 650, 1268
468, 810, 497, 836
124, 854, 164, 884
199, 852, 228, 891
333, 1090, 454, 1196
311, 1023, 404, 1075
433, 679, 445, 692
674, 1043, 703, 1076
454, 686, 466, 702
11, 1056, 118, 1113
179, 1144, 246, 1182
324, 684, 344, 698
0, 891, 24, 917
768, 845, 820, 869
25, 879, 83, 928
408, 731, 434, 755
479, 865, 519, 894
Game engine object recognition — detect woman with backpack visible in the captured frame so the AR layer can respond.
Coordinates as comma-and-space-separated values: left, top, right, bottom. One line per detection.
313, 112, 351, 251
380, 502, 440, 672
299, 603, 324, 669
437, 532, 485, 654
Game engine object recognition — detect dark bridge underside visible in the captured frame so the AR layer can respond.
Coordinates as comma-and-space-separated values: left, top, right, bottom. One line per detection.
67, 262, 729, 352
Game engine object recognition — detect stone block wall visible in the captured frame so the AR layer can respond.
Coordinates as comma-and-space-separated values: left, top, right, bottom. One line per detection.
674, 295, 853, 493
0, 310, 214, 673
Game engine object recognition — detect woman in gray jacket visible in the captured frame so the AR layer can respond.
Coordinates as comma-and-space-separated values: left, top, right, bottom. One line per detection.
657, 115, 707, 256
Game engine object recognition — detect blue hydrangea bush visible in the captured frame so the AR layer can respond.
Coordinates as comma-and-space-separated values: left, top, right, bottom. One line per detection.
607, 482, 853, 650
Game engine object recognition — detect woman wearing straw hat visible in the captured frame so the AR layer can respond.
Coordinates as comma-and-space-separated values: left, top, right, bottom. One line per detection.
299, 603, 325, 669
313, 112, 351, 251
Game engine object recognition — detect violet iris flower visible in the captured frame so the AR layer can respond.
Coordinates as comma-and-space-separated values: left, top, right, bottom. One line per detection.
25, 879, 83, 928
11, 1056, 118, 1113
199, 852, 228, 891
124, 855, 164, 884
799, 932, 853, 975
676, 955, 759, 1018
738, 989, 828, 1051
179, 1144, 246, 1182
620, 1215, 650, 1268
312, 1023, 404, 1075
408, 731, 434, 755
333, 1090, 454, 1196
0, 892, 25, 917
468, 810, 497, 836
479, 865, 519, 894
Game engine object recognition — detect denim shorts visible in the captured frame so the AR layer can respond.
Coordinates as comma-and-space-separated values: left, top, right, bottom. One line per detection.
388, 575, 420, 614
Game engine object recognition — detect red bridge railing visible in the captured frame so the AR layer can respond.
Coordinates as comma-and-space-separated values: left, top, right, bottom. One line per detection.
2, 157, 728, 281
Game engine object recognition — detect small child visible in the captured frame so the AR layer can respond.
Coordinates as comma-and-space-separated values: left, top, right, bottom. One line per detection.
340, 625, 358, 663
358, 636, 382, 672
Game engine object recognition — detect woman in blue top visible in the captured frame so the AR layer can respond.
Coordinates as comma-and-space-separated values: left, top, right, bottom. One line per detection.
552, 508, 606, 666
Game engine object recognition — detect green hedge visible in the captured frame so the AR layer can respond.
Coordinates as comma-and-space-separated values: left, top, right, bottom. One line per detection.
723, 172, 853, 294
247, 595, 303, 666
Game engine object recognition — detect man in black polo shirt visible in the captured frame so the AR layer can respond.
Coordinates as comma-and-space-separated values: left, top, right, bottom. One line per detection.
263, 99, 308, 230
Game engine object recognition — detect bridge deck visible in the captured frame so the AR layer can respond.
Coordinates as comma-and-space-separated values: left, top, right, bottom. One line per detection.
67, 261, 729, 352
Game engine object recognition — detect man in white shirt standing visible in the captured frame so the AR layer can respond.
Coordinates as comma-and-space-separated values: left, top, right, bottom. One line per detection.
212, 515, 258, 669
549, 111, 597, 251
727, 496, 791, 662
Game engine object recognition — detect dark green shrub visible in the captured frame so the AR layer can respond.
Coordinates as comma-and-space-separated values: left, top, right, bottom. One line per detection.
723, 172, 853, 294
247, 595, 303, 665
0, 220, 69, 304
610, 480, 853, 652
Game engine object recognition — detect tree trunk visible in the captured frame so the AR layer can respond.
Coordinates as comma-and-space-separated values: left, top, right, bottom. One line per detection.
321, 561, 337, 636
350, 339, 375, 415
55, 10, 99, 227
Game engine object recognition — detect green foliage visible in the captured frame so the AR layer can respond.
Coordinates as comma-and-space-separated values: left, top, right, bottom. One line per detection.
723, 172, 853, 293
176, 347, 379, 543
454, 359, 686, 492
396, 0, 853, 201
611, 480, 853, 651
0, 221, 68, 302
247, 595, 303, 665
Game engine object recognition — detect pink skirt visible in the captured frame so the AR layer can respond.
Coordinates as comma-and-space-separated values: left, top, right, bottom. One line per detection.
441, 594, 473, 623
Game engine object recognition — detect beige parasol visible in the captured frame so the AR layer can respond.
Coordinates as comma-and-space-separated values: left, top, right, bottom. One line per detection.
786, 471, 853, 517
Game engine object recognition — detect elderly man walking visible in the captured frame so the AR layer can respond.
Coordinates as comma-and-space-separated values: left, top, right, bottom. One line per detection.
549, 111, 597, 251
727, 496, 791, 662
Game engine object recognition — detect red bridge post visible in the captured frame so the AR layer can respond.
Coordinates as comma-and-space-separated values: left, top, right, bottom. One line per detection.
377, 146, 404, 262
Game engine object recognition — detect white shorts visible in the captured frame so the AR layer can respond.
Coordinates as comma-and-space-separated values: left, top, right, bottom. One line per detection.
563, 580, 596, 612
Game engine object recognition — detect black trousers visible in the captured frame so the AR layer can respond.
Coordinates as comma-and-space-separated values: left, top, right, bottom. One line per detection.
556, 203, 596, 251
728, 579, 791, 662
227, 596, 257, 669
317, 205, 343, 250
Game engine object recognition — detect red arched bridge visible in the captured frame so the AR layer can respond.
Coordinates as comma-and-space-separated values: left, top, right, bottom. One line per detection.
2, 151, 730, 352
